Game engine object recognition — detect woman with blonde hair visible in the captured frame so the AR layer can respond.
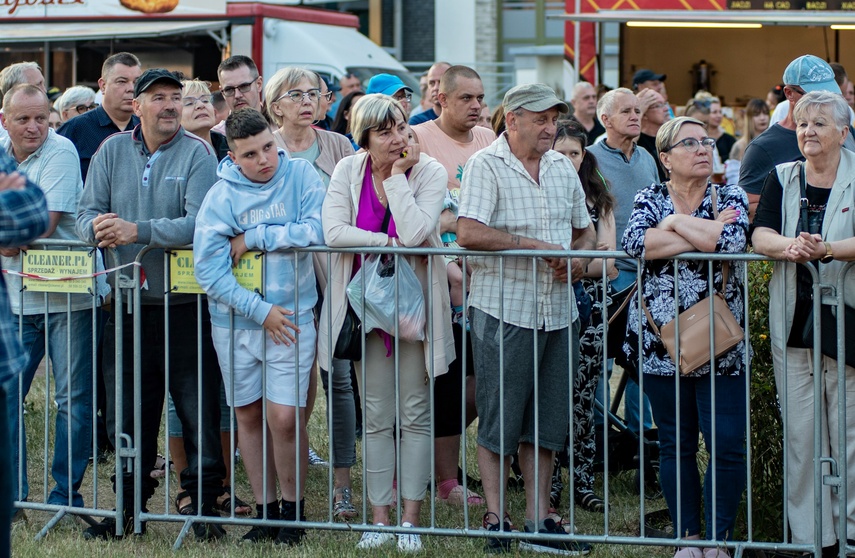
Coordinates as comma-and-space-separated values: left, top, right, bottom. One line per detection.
724, 99, 770, 185
180, 79, 229, 161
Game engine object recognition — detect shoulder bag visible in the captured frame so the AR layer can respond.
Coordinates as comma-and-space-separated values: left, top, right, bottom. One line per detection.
641, 186, 744, 375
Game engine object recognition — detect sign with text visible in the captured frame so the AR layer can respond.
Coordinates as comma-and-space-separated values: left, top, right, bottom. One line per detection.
168, 249, 264, 296
0, 0, 227, 19
727, 0, 855, 8
22, 249, 95, 294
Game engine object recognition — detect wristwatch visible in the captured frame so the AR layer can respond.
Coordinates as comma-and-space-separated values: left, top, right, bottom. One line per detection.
820, 241, 834, 264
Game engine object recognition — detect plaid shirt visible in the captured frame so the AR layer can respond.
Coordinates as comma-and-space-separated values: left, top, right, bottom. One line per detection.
0, 150, 49, 386
458, 133, 590, 331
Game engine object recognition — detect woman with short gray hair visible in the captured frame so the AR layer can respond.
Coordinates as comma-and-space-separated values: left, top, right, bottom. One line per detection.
319, 93, 454, 551
57, 85, 96, 123
753, 89, 855, 552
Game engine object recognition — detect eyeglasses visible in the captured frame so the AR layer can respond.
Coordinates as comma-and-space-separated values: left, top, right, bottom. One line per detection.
75, 103, 97, 113
182, 95, 213, 107
320, 91, 333, 101
393, 92, 413, 103
274, 89, 321, 103
663, 137, 716, 153
221, 80, 257, 97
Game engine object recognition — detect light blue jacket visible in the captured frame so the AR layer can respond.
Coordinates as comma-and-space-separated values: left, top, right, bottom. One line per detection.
194, 149, 324, 330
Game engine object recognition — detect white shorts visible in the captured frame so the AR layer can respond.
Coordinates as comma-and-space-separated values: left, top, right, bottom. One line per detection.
211, 322, 316, 408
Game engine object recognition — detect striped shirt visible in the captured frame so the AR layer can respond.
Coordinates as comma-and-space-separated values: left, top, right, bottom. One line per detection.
458, 133, 590, 331
0, 149, 49, 386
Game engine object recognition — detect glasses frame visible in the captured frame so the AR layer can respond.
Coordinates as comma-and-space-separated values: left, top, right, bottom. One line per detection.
75, 103, 97, 113
663, 136, 716, 153
273, 89, 321, 104
220, 79, 257, 98
393, 92, 413, 103
182, 95, 213, 108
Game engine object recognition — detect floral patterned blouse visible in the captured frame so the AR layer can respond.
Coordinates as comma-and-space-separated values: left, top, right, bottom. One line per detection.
620, 181, 750, 377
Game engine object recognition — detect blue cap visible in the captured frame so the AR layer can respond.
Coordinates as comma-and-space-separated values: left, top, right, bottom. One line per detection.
783, 55, 841, 94
366, 74, 412, 96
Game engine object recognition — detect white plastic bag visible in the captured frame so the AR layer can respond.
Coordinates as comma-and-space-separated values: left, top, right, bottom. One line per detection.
346, 254, 426, 342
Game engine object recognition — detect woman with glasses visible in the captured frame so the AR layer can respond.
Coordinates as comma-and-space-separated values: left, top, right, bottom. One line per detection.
56, 85, 96, 124
752, 91, 855, 554
180, 79, 229, 161
263, 66, 359, 520
264, 67, 353, 187
319, 94, 453, 551
622, 117, 749, 558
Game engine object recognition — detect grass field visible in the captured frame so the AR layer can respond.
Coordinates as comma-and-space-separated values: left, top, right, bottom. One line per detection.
10, 370, 681, 558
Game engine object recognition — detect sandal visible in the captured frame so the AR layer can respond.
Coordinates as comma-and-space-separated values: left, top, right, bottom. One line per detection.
215, 486, 252, 516
438, 483, 485, 505
575, 490, 606, 513
175, 491, 194, 516
333, 487, 357, 520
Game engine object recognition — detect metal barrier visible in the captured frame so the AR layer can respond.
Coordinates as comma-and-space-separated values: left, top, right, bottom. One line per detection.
10, 241, 854, 557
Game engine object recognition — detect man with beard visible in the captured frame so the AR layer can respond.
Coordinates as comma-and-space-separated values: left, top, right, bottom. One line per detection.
77, 69, 225, 542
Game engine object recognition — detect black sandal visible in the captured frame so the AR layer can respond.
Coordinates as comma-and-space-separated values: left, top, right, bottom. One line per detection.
214, 486, 252, 516
576, 490, 605, 513
175, 491, 195, 516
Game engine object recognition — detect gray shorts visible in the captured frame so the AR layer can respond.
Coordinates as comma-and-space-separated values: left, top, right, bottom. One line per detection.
471, 307, 579, 455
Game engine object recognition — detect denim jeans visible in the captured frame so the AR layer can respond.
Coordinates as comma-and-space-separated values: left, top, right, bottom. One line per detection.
6, 310, 93, 507
1, 385, 12, 558
644, 372, 747, 541
102, 302, 225, 510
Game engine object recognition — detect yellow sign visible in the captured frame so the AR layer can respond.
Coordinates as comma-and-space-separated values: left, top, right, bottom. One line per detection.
168, 250, 264, 296
22, 249, 96, 294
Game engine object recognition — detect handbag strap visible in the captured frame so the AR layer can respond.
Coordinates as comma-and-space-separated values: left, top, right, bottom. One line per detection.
381, 205, 392, 234
607, 284, 637, 325
798, 162, 810, 235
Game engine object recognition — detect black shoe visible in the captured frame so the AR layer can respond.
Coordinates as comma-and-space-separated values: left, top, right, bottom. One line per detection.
483, 512, 512, 554
83, 514, 144, 541
242, 524, 280, 543
274, 526, 305, 546
193, 520, 226, 541
518, 518, 591, 556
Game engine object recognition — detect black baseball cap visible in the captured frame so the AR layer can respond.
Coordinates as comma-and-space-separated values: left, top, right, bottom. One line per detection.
134, 68, 182, 98
632, 69, 667, 87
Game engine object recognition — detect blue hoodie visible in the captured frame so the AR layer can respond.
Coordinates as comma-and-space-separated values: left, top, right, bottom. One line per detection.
194, 149, 324, 330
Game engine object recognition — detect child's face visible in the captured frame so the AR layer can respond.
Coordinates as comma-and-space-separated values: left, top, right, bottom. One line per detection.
554, 136, 585, 173
229, 129, 279, 183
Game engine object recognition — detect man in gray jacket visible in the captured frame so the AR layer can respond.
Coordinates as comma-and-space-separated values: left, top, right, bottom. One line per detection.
77, 69, 225, 541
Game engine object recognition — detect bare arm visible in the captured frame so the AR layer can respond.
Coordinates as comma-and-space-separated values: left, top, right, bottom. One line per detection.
582, 211, 618, 279
456, 216, 557, 251
752, 225, 796, 261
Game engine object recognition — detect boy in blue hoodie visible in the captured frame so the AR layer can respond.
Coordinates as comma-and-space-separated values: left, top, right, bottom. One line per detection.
193, 108, 324, 544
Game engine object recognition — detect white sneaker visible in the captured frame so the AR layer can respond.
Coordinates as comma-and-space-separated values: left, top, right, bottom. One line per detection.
398, 522, 422, 552
356, 524, 395, 549
308, 448, 329, 467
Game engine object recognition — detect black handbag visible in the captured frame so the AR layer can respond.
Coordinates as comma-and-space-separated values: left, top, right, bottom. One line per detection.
334, 304, 362, 361
333, 205, 393, 361
795, 163, 855, 368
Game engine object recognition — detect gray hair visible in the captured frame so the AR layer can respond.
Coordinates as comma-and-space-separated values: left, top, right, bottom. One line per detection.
263, 67, 320, 126
596, 87, 635, 122
349, 93, 407, 149
2, 84, 48, 114
655, 116, 708, 154
0, 62, 41, 97
571, 81, 595, 99
57, 86, 96, 114
793, 90, 851, 131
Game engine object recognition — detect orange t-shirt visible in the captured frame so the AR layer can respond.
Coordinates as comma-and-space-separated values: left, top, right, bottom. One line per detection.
412, 119, 495, 204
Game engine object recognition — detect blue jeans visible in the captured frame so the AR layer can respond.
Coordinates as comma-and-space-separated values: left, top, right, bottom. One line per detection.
6, 311, 94, 507
644, 373, 747, 541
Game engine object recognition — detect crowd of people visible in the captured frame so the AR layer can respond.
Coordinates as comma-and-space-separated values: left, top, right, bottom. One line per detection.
0, 49, 853, 558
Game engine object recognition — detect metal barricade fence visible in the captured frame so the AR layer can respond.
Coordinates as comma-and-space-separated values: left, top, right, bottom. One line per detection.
4, 239, 123, 536
10, 241, 851, 557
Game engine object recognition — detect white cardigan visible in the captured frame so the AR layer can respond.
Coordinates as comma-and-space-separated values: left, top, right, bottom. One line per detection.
318, 151, 455, 377
768, 148, 855, 349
